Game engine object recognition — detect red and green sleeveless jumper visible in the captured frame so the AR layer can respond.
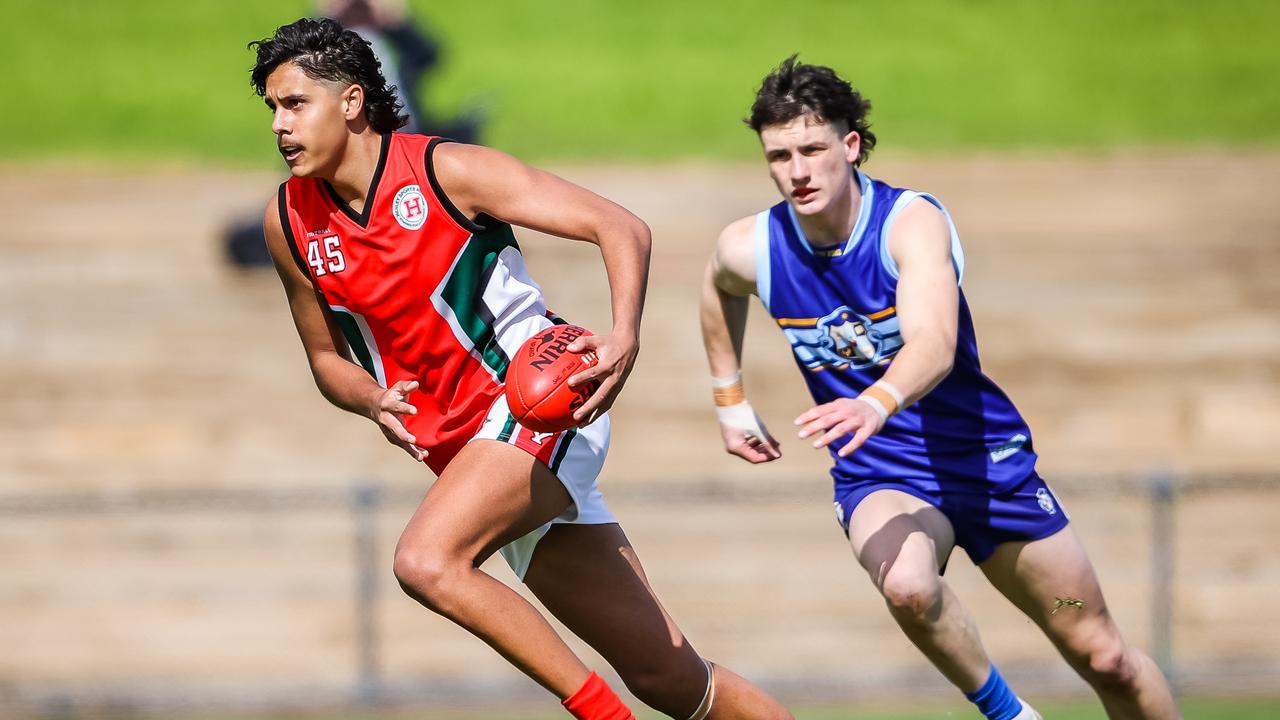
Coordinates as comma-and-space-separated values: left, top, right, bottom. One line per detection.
277, 133, 560, 474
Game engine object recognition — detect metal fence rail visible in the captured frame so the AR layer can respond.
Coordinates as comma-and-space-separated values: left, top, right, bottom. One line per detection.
1, 472, 1276, 717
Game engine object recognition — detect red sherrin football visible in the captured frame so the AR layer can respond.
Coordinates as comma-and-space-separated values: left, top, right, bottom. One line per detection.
505, 325, 600, 433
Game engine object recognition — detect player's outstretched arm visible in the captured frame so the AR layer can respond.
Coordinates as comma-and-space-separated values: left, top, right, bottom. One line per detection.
262, 197, 427, 462
700, 217, 780, 463
796, 198, 958, 457
431, 143, 649, 425
882, 199, 960, 400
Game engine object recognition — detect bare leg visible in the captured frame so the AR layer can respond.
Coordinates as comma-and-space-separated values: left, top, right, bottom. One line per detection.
980, 526, 1180, 719
524, 523, 793, 720
392, 440, 591, 698
847, 489, 993, 693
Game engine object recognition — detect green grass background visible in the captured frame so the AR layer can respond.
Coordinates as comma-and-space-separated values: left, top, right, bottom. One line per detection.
3, 1, 1277, 165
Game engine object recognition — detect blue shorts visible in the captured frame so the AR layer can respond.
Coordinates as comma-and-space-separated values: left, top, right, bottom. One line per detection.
833, 471, 1070, 565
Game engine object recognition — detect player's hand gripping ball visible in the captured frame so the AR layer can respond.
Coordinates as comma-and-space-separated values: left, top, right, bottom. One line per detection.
505, 325, 600, 433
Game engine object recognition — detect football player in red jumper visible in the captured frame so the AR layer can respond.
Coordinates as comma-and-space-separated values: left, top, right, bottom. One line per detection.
251, 18, 791, 720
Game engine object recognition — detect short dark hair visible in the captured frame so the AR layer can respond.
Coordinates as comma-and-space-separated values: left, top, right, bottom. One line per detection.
249, 17, 408, 134
746, 55, 877, 167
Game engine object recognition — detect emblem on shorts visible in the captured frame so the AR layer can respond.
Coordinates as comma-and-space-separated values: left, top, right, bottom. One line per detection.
989, 433, 1028, 463
393, 185, 428, 230
1036, 487, 1057, 515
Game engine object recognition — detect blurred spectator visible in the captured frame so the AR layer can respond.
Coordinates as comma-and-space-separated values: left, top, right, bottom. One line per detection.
225, 0, 481, 267
322, 0, 480, 141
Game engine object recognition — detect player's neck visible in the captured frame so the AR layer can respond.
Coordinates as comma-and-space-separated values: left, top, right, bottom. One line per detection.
795, 180, 861, 248
326, 131, 385, 211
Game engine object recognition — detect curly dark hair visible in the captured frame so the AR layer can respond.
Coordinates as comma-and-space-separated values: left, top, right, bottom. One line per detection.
746, 55, 877, 167
249, 17, 408, 133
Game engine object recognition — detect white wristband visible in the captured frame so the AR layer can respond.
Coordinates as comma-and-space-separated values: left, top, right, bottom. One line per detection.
877, 379, 906, 407
711, 371, 742, 388
855, 395, 890, 422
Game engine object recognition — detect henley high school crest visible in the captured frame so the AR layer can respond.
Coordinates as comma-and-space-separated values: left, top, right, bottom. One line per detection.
393, 185, 428, 230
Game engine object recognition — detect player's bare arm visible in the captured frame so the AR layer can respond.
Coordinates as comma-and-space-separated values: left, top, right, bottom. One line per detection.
262, 197, 427, 462
882, 198, 961, 398
797, 198, 958, 457
432, 142, 649, 425
699, 216, 781, 463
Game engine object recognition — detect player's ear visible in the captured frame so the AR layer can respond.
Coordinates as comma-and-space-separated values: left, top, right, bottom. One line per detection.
843, 129, 861, 165
342, 84, 364, 121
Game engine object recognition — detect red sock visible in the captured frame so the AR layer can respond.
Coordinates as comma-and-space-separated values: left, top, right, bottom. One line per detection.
562, 671, 635, 720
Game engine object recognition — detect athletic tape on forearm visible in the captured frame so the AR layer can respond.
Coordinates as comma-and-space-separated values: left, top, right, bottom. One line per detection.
856, 380, 906, 421
711, 371, 745, 407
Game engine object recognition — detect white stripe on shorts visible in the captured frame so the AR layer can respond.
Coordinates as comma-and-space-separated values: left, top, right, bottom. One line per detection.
472, 394, 616, 579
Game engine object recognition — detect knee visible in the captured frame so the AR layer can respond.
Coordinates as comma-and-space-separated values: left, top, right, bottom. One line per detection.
1073, 639, 1141, 692
392, 547, 462, 611
880, 571, 942, 622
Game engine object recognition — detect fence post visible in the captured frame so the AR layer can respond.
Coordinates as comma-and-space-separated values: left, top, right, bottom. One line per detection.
352, 481, 383, 705
1149, 472, 1178, 688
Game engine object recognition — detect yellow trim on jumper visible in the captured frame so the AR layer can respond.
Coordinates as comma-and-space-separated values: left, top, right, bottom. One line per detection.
776, 307, 895, 327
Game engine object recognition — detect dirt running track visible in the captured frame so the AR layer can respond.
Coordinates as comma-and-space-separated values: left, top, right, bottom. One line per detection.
1, 153, 1278, 709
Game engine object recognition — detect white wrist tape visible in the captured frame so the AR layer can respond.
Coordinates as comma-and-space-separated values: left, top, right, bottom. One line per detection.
710, 371, 742, 388
855, 395, 890, 422
856, 379, 906, 422
878, 379, 906, 407
715, 400, 769, 440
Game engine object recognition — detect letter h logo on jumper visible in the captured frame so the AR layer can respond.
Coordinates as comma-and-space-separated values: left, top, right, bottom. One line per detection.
394, 185, 428, 230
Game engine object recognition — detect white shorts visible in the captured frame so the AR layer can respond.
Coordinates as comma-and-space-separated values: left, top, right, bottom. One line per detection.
470, 394, 616, 579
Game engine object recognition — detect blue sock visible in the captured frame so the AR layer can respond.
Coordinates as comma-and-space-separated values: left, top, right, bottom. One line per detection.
964, 665, 1023, 720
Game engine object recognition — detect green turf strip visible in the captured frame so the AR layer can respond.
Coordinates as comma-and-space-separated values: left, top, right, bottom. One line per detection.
4, 1, 1278, 165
